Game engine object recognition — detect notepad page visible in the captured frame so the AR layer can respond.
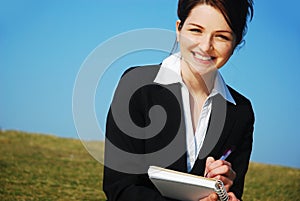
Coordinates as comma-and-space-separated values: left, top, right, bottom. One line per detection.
148, 166, 216, 189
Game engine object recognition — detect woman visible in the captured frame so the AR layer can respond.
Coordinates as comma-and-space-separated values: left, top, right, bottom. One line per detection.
104, 0, 254, 200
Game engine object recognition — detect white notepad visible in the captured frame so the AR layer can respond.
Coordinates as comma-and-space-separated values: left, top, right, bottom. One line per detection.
148, 166, 228, 201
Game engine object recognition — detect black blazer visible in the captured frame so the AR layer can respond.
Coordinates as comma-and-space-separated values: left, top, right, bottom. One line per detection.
103, 65, 254, 201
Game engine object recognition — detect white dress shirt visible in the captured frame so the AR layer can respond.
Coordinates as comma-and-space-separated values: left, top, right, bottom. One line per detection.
154, 53, 236, 172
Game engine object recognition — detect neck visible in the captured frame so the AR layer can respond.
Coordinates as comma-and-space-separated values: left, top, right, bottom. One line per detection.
181, 61, 217, 98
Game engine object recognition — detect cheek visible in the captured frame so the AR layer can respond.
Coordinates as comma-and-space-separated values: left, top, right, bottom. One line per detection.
217, 43, 234, 58
179, 33, 198, 50
214, 44, 234, 68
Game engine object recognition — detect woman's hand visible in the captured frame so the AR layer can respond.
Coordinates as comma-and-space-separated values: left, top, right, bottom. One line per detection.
199, 192, 240, 201
199, 193, 218, 201
204, 157, 236, 191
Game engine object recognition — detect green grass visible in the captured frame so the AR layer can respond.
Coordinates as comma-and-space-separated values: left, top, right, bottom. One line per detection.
243, 163, 300, 200
0, 130, 106, 201
1, 130, 299, 200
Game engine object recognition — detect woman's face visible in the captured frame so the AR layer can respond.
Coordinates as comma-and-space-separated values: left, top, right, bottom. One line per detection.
176, 4, 236, 74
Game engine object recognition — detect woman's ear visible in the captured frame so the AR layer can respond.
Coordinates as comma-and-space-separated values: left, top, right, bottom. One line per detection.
176, 20, 181, 42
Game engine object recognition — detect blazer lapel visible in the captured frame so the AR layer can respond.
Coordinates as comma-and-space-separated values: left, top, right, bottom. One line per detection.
146, 80, 188, 172
191, 95, 237, 175
163, 83, 188, 172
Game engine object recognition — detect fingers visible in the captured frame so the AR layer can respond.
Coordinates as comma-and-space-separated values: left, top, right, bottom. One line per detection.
227, 192, 240, 201
212, 175, 233, 192
205, 157, 236, 190
199, 192, 239, 201
198, 193, 218, 201
208, 193, 218, 201
207, 159, 232, 173
205, 159, 236, 180
204, 157, 215, 177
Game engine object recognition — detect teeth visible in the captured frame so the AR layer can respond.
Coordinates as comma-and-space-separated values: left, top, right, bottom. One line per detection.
194, 52, 212, 61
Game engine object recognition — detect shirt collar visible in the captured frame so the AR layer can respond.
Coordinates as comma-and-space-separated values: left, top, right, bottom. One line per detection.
154, 53, 236, 105
212, 72, 236, 105
154, 52, 183, 85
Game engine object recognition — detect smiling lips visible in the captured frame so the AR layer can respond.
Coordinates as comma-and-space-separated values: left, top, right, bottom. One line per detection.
192, 51, 216, 64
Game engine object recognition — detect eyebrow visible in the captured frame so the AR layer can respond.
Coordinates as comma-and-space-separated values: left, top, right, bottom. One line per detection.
188, 23, 233, 34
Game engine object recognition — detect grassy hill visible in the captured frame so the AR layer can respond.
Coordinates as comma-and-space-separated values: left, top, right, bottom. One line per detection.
1, 130, 299, 200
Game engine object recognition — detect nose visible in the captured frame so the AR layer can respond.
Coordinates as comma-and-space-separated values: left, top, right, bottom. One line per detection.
197, 35, 213, 53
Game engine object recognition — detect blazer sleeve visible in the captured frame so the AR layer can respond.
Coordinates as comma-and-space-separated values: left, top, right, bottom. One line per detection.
229, 100, 255, 200
104, 109, 178, 201
103, 66, 179, 201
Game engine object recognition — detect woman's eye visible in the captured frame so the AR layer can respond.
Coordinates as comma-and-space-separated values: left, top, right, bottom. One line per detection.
216, 35, 231, 41
189, 28, 202, 33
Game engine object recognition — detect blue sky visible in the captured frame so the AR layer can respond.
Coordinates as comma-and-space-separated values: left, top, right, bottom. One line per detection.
1, 0, 300, 168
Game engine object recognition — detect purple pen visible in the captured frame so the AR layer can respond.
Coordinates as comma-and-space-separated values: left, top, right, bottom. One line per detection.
220, 149, 232, 160
204, 148, 233, 177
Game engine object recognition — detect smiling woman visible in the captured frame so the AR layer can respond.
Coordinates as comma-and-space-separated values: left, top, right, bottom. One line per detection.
103, 0, 254, 201
177, 4, 236, 75
176, 0, 253, 49
176, 4, 238, 135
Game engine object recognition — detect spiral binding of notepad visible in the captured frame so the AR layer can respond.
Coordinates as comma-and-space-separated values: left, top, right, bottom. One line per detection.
214, 180, 229, 201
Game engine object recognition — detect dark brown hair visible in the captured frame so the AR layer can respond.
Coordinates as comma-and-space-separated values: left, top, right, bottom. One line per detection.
177, 0, 254, 48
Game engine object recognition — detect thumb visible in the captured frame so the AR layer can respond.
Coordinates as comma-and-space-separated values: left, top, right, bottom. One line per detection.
208, 192, 218, 200
205, 157, 215, 177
